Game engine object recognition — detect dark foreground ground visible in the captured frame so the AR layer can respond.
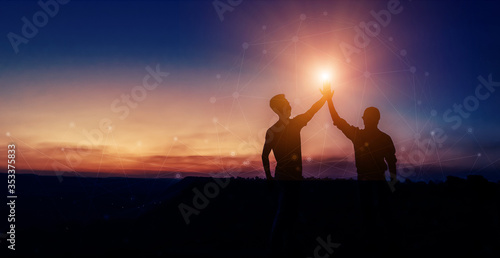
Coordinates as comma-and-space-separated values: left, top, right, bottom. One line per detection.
1, 174, 499, 257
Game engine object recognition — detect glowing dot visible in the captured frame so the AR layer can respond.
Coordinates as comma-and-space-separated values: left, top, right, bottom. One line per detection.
175, 173, 181, 178
389, 37, 393, 41
467, 128, 473, 133
262, 49, 267, 54
230, 151, 236, 157
242, 42, 249, 49
410, 66, 416, 73
477, 153, 482, 157
137, 141, 142, 146
69, 122, 75, 128
323, 11, 328, 16
107, 126, 113, 132
321, 72, 331, 81
262, 25, 267, 30
430, 131, 435, 136
364, 142, 369, 147
307, 157, 312, 162
232, 92, 240, 99
173, 136, 178, 141
243, 161, 250, 166
209, 97, 216, 103
346, 58, 351, 63
430, 110, 437, 116
401, 147, 406, 151
324, 123, 330, 129
425, 72, 430, 76
216, 74, 221, 79
212, 117, 218, 123
363, 71, 371, 78
400, 49, 407, 56
292, 154, 298, 160
6, 132, 11, 137
300, 14, 306, 20
61, 148, 65, 151
292, 36, 299, 42
417, 100, 422, 105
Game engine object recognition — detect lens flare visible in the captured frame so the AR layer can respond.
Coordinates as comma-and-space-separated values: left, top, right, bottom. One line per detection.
319, 70, 334, 83
321, 72, 330, 81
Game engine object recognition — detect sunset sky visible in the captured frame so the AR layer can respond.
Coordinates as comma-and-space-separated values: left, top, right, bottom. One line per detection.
1, 0, 499, 181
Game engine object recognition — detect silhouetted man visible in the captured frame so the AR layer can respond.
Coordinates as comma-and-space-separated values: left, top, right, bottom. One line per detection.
262, 93, 327, 257
322, 85, 397, 239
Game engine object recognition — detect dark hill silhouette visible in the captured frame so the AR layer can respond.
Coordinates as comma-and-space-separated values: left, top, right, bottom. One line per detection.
1, 174, 499, 257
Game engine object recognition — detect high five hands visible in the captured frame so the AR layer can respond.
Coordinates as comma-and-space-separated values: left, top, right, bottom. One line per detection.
320, 82, 333, 99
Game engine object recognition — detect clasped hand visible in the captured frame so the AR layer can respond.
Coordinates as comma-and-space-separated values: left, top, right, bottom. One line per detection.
320, 82, 334, 99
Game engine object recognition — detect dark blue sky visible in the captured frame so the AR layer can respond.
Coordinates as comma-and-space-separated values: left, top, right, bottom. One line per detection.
2, 0, 499, 93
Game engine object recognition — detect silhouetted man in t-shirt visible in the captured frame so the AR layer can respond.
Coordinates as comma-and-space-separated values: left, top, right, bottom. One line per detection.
322, 85, 397, 241
262, 93, 327, 257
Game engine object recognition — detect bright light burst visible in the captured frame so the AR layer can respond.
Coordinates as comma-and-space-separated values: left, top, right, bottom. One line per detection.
321, 72, 330, 82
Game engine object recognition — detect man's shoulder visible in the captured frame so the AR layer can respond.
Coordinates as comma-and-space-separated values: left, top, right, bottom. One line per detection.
378, 130, 391, 137
376, 129, 393, 142
290, 115, 303, 122
267, 121, 285, 133
358, 128, 390, 138
289, 115, 309, 127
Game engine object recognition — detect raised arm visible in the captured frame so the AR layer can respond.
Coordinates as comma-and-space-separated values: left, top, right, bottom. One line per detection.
321, 83, 357, 140
307, 96, 328, 117
327, 96, 341, 122
321, 82, 341, 122
262, 130, 273, 180
297, 92, 329, 125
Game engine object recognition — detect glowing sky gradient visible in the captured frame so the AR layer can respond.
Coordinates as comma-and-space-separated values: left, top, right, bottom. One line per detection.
1, 0, 499, 181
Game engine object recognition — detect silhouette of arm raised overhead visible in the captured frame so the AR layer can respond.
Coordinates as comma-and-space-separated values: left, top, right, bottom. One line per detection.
262, 130, 274, 180
294, 92, 329, 126
323, 85, 358, 140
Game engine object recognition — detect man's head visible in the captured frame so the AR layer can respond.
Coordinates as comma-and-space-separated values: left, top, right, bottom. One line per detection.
270, 94, 291, 119
362, 107, 380, 128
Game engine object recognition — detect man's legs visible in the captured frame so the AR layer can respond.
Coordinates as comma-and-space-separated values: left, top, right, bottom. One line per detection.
358, 181, 377, 234
270, 179, 301, 257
